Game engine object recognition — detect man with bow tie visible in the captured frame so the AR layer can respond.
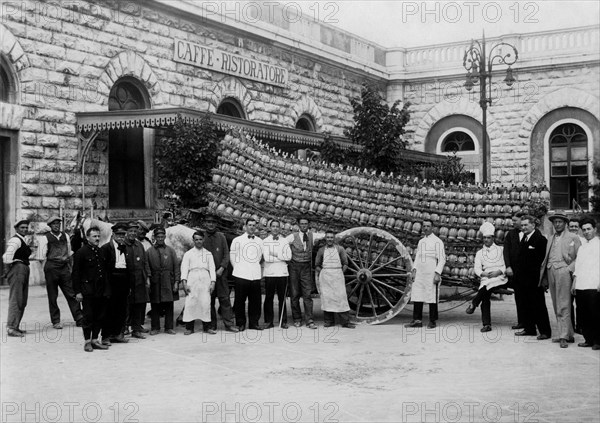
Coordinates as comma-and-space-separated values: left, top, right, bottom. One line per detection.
514, 215, 552, 340
230, 218, 264, 331
466, 222, 507, 332
263, 220, 292, 329
286, 217, 317, 329
100, 222, 131, 344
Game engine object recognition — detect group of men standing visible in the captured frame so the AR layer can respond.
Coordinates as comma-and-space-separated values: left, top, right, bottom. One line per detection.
4, 210, 598, 351
492, 212, 598, 349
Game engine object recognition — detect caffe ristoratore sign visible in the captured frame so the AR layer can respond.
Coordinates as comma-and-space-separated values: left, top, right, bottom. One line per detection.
174, 38, 288, 87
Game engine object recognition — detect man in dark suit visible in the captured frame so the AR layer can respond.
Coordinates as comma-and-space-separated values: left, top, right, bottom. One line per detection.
503, 212, 525, 329
514, 215, 552, 339
123, 221, 151, 339
100, 223, 130, 344
73, 227, 111, 352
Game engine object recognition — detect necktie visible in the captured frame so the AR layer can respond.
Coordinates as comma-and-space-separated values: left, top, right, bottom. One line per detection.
248, 235, 255, 239
117, 244, 126, 254
302, 232, 306, 243
521, 234, 528, 247
273, 236, 279, 241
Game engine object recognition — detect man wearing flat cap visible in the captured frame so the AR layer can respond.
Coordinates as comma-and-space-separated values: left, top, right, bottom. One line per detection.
124, 221, 151, 339
3, 220, 32, 337
100, 222, 131, 344
37, 215, 83, 329
540, 212, 581, 348
147, 227, 180, 335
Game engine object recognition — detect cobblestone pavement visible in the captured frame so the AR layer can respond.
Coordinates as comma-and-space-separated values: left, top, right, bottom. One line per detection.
1, 286, 599, 423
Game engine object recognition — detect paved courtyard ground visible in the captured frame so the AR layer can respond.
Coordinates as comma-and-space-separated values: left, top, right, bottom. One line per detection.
1, 285, 599, 423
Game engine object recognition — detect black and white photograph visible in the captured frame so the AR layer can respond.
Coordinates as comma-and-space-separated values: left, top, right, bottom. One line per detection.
1, 1, 599, 422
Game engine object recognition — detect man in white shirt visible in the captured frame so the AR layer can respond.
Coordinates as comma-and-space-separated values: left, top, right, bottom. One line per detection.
262, 221, 292, 329
406, 219, 446, 329
230, 218, 264, 331
466, 222, 507, 332
568, 217, 585, 333
3, 219, 31, 337
37, 216, 83, 329
571, 217, 600, 350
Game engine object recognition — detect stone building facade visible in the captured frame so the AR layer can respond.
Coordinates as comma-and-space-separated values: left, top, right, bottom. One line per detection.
1, 0, 599, 264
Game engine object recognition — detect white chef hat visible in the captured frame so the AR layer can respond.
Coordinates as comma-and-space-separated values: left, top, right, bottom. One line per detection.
479, 221, 495, 237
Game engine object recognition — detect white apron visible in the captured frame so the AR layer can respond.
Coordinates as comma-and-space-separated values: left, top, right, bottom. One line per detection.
317, 246, 350, 313
477, 245, 507, 291
411, 237, 444, 304
182, 268, 211, 322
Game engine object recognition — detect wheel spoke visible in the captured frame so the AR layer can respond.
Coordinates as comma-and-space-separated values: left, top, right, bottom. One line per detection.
355, 284, 365, 317
347, 256, 361, 271
371, 255, 404, 273
372, 278, 405, 294
370, 282, 394, 309
345, 278, 358, 286
365, 284, 378, 318
349, 237, 366, 269
368, 241, 392, 270
347, 281, 361, 298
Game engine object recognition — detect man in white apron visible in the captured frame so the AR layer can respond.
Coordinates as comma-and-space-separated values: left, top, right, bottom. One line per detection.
181, 231, 216, 335
466, 222, 507, 332
406, 219, 446, 329
315, 231, 355, 329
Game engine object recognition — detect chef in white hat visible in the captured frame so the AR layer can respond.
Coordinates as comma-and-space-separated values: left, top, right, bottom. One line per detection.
466, 221, 508, 332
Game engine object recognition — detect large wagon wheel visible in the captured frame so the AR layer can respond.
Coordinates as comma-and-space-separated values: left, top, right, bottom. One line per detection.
337, 227, 413, 325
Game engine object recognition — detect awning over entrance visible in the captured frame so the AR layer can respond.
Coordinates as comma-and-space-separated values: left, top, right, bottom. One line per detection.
75, 107, 447, 169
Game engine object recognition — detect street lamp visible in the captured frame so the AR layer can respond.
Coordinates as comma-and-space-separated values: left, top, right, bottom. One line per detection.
463, 31, 518, 183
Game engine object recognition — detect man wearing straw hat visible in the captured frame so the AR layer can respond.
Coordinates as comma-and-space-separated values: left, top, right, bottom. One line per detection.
3, 219, 32, 337
466, 222, 507, 332
540, 212, 581, 348
37, 215, 83, 329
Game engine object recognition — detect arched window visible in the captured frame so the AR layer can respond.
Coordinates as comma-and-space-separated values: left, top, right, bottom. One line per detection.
549, 122, 589, 209
0, 54, 17, 104
295, 114, 315, 132
108, 77, 150, 208
216, 98, 245, 119
441, 131, 475, 152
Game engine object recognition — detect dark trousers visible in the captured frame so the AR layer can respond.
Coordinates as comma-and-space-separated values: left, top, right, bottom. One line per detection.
571, 295, 580, 332
44, 262, 82, 324
130, 303, 147, 332
413, 302, 438, 322
82, 297, 107, 340
203, 276, 235, 331
521, 284, 552, 336
472, 287, 492, 326
234, 277, 262, 327
103, 272, 129, 338
511, 278, 526, 325
576, 290, 600, 346
6, 263, 29, 330
323, 311, 350, 326
264, 276, 288, 325
151, 302, 174, 331
289, 262, 313, 323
